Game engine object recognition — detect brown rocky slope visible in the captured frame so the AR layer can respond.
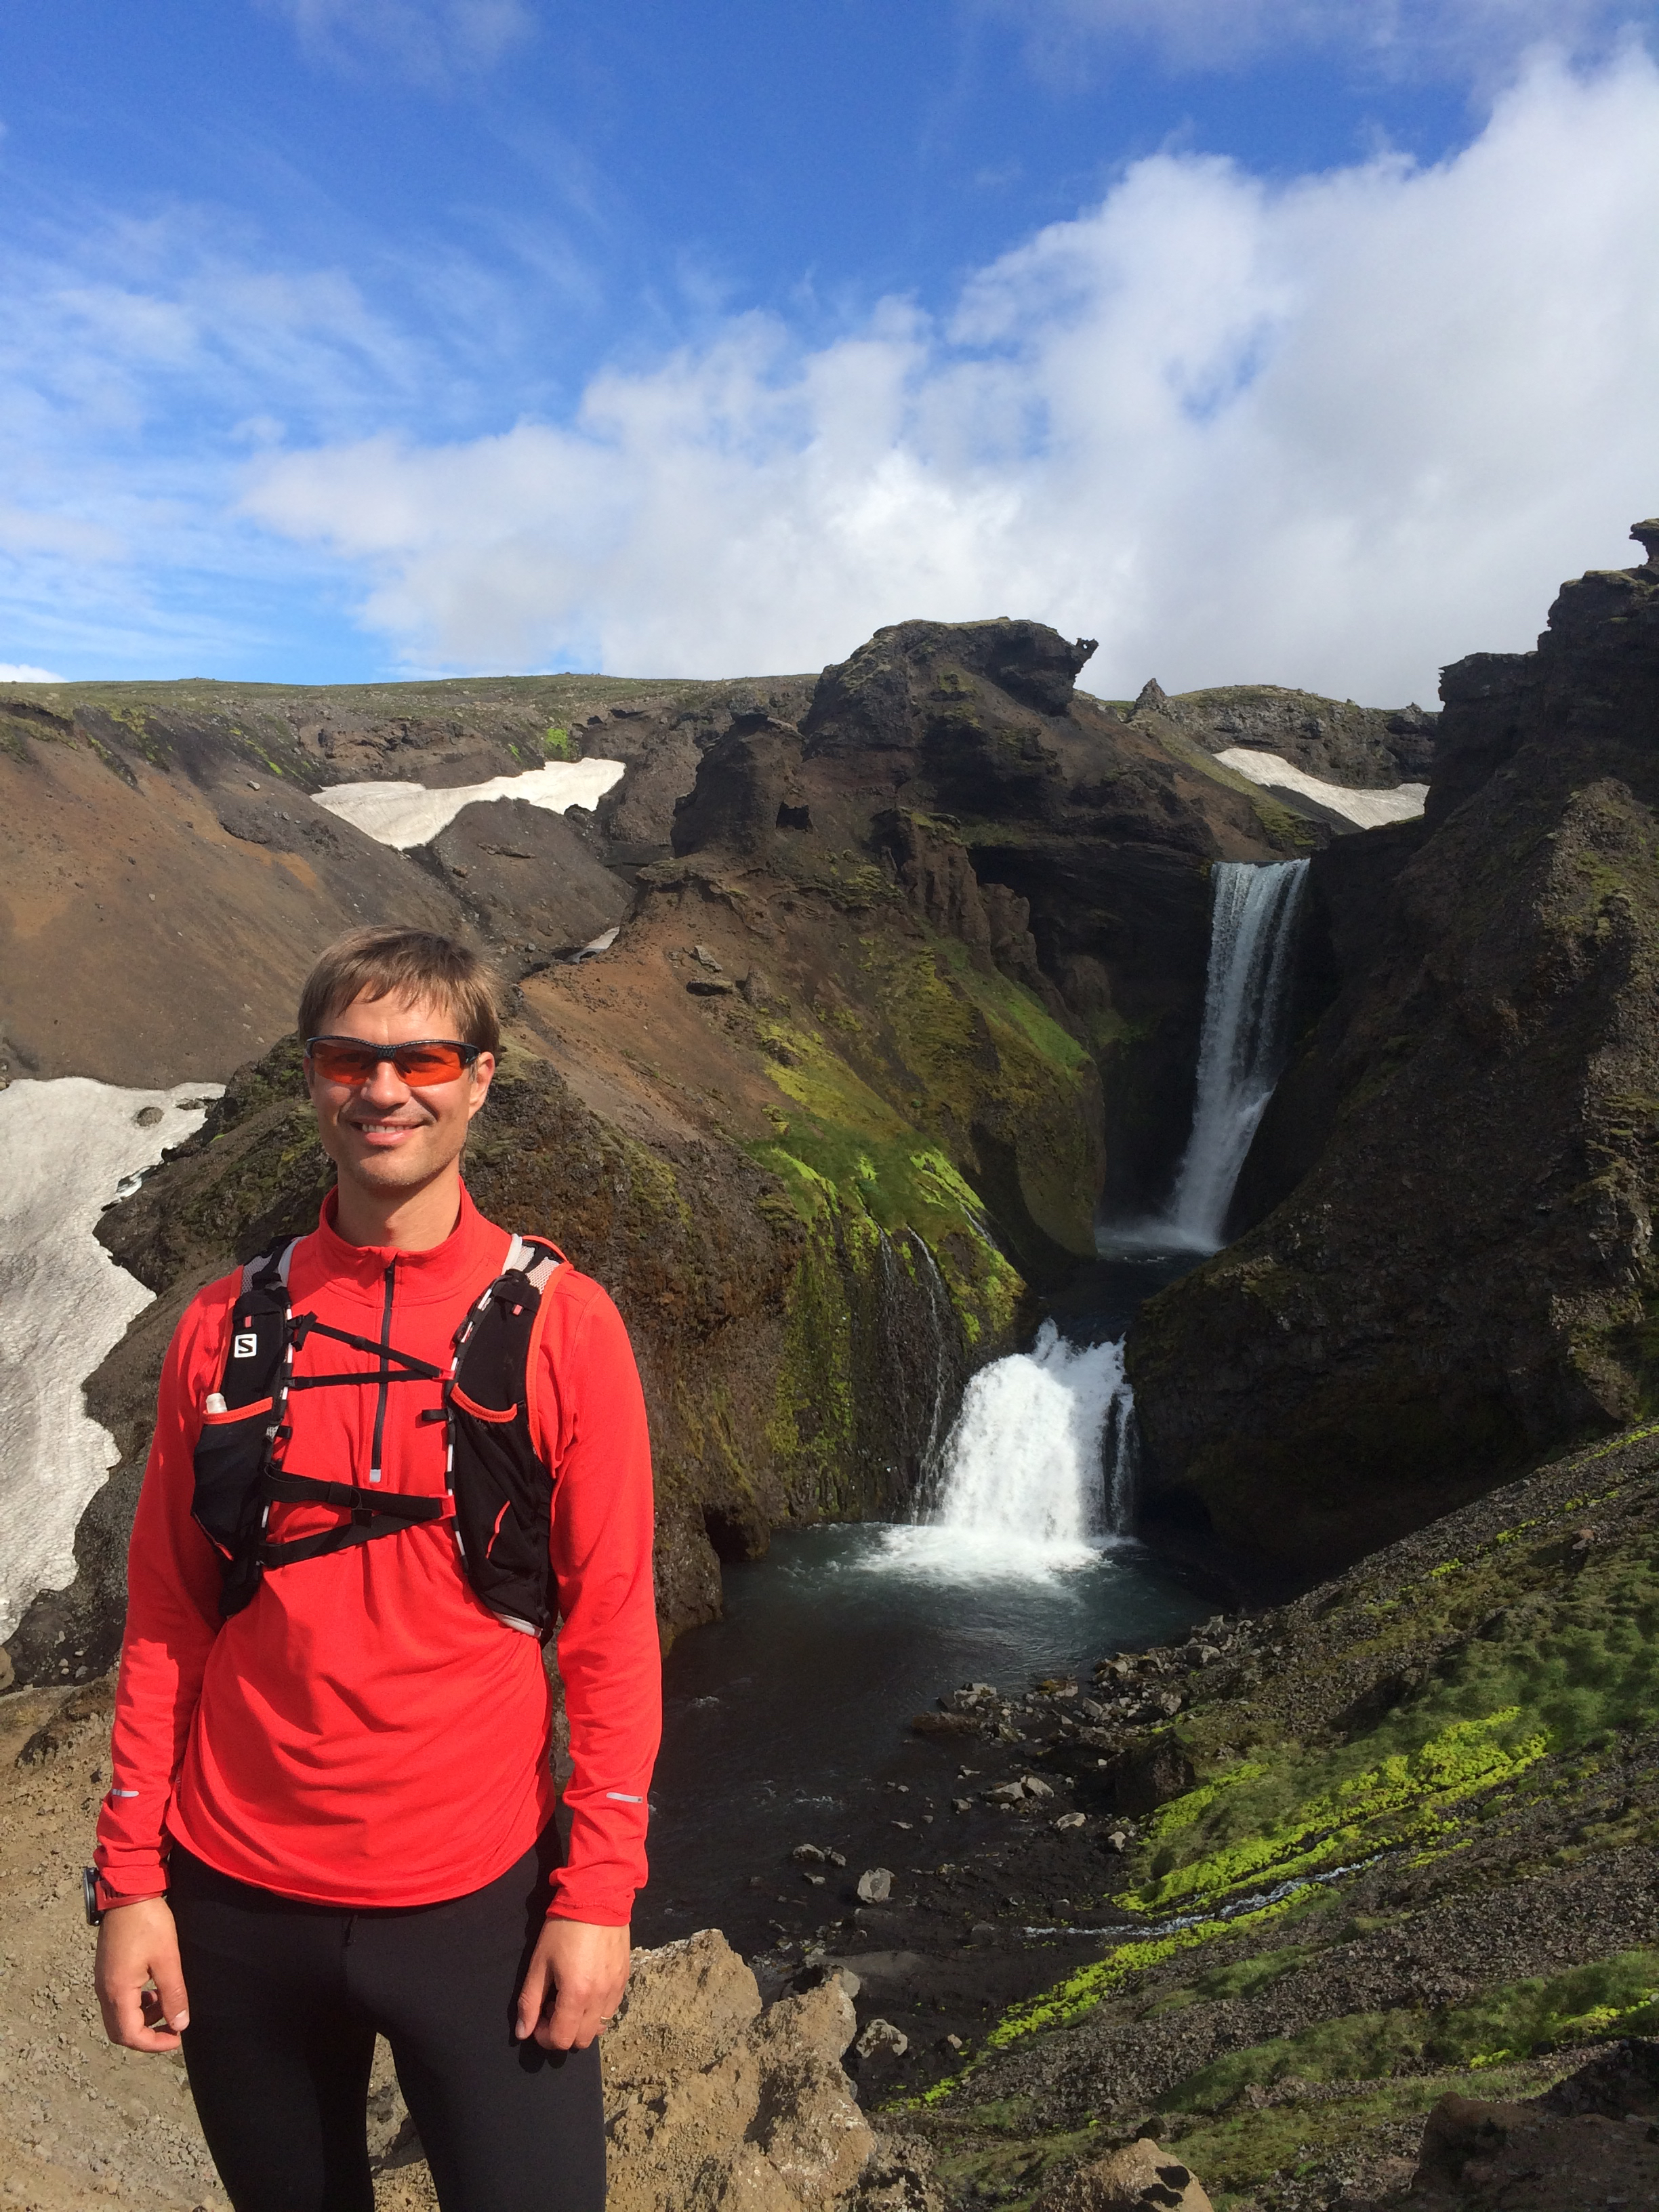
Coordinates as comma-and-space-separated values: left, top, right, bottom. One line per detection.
1128, 520, 1659, 1578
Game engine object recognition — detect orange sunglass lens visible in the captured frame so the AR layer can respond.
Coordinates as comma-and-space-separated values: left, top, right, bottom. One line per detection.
310, 1042, 469, 1086
396, 1046, 469, 1086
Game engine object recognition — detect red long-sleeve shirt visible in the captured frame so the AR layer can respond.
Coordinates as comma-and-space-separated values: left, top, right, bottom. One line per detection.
96, 1185, 660, 1924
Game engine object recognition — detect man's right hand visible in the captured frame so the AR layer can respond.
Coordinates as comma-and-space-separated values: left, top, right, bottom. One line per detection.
96, 1898, 190, 2051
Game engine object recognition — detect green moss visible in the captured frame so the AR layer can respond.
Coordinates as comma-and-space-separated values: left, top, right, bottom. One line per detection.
542, 725, 578, 760
984, 1893, 1313, 2050
1164, 1948, 1659, 2116
1118, 1530, 1659, 1921
1128, 1714, 1545, 1914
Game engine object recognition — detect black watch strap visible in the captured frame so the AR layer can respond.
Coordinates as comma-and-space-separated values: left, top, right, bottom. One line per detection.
83, 1866, 103, 1927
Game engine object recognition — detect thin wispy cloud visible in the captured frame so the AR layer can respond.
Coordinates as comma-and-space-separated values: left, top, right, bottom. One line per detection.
258, 0, 534, 85
994, 0, 1659, 81
241, 50, 1659, 701
0, 663, 65, 683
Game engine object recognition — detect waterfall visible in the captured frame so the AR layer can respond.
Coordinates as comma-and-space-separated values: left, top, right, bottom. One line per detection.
1105, 857, 1310, 1258
1164, 859, 1309, 1251
878, 1324, 1136, 1576
909, 1235, 957, 1495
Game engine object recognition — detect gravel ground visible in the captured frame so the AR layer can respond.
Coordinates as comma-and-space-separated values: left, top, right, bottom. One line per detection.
0, 1678, 229, 2212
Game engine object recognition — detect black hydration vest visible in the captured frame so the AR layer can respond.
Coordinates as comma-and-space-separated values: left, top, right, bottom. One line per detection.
190, 1233, 566, 1636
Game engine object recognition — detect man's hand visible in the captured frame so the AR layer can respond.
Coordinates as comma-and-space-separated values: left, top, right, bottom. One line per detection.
515, 1917, 630, 2051
95, 1898, 190, 2052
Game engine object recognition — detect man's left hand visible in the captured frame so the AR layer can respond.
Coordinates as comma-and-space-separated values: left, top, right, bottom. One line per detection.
516, 1917, 631, 2050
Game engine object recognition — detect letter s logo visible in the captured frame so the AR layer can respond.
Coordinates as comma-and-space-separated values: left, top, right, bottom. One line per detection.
232, 1333, 259, 1359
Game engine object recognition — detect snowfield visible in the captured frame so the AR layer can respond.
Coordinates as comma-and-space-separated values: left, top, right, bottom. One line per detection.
1214, 747, 1428, 830
313, 758, 626, 848
0, 1078, 221, 1645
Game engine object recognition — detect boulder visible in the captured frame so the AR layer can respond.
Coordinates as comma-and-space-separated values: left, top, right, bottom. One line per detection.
604, 1930, 874, 2212
1035, 2137, 1213, 2211
368, 1929, 876, 2212
1377, 2040, 1659, 2211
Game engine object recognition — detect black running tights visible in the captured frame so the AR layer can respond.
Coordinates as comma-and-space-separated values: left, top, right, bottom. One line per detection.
169, 1838, 605, 2212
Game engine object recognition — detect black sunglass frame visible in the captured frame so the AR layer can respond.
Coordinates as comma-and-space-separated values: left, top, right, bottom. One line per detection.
306, 1035, 482, 1076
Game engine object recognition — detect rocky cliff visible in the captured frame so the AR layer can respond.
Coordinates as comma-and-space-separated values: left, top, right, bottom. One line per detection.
1129, 521, 1659, 1576
1113, 678, 1437, 790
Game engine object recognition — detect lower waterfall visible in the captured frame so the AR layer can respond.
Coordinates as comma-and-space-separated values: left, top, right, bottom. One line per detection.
884, 1324, 1137, 1574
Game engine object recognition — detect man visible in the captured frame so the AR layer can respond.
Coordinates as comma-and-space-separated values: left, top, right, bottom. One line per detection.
91, 926, 660, 2212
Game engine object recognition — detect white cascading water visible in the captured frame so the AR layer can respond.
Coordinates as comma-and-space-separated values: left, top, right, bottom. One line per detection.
881, 1324, 1136, 1575
885, 860, 1308, 1577
1162, 858, 1310, 1252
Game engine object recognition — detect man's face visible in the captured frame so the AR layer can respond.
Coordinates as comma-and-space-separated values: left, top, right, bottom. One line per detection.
303, 989, 495, 1204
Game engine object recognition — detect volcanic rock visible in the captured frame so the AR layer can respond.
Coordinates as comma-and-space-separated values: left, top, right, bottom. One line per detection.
1035, 2139, 1214, 2212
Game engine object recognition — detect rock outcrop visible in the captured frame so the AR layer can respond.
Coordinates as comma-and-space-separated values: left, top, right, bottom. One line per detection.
1035, 2139, 1213, 2212
1386, 2041, 1659, 2210
1129, 523, 1659, 1574
1120, 680, 1437, 790
604, 1931, 874, 2212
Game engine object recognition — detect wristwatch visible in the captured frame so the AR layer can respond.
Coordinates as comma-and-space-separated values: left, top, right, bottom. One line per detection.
83, 1866, 104, 1927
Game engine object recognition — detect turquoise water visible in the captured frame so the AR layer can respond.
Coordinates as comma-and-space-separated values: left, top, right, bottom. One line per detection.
636, 1520, 1206, 1946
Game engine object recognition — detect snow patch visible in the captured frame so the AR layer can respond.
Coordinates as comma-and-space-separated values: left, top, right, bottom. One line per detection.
1215, 748, 1428, 830
0, 1078, 221, 1644
313, 758, 627, 849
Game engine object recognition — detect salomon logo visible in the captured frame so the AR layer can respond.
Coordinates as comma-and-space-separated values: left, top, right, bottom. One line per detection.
232, 1333, 259, 1359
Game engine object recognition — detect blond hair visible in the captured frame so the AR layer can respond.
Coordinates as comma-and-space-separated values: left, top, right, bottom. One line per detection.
298, 928, 501, 1054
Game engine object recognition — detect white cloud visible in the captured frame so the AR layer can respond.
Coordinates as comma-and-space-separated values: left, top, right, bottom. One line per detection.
0, 197, 451, 671
259, 0, 534, 83
992, 0, 1657, 82
244, 50, 1659, 703
0, 663, 65, 683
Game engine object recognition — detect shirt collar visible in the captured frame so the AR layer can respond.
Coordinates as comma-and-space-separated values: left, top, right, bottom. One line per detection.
311, 1181, 506, 1305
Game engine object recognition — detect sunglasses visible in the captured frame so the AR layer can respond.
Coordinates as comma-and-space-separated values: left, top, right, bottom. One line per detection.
306, 1036, 482, 1088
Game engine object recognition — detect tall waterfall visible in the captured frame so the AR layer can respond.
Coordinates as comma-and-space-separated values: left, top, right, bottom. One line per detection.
1163, 859, 1309, 1252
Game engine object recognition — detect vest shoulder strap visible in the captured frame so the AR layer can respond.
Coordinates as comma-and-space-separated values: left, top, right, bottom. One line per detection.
446, 1232, 567, 1637
239, 1235, 300, 1300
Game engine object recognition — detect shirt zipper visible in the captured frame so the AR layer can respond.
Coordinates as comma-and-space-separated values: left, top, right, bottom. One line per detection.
369, 1259, 395, 1485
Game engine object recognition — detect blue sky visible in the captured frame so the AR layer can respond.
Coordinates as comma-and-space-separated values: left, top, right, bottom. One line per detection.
2, 1, 1657, 697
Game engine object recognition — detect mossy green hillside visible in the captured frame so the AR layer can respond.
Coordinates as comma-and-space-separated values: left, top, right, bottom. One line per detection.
924, 2055, 1574, 2212
1122, 1522, 1659, 1920
1165, 1948, 1659, 2114
747, 927, 1098, 1288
